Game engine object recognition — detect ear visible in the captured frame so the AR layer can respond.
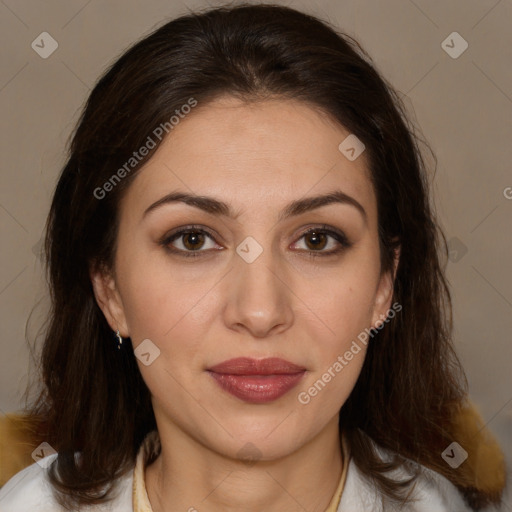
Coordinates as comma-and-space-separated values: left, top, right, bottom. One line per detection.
371, 245, 400, 328
90, 264, 130, 337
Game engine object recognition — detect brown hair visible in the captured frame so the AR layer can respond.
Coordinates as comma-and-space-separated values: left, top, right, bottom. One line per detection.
24, 3, 505, 510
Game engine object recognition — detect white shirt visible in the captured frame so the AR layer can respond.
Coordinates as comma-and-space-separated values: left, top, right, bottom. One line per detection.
0, 431, 487, 511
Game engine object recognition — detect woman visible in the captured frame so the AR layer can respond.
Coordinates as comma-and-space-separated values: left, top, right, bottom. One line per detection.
0, 3, 507, 511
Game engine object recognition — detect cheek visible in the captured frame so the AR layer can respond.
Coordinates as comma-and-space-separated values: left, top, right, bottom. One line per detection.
116, 240, 206, 332
297, 280, 372, 412
306, 260, 379, 351
295, 255, 379, 409
300, 346, 367, 413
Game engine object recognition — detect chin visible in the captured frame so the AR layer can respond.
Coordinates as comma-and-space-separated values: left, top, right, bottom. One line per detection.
208, 421, 308, 461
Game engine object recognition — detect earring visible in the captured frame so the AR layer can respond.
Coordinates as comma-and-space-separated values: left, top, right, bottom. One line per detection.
115, 329, 123, 349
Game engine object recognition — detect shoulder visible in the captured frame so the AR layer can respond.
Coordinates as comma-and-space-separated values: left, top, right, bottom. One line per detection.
339, 440, 479, 512
0, 454, 134, 511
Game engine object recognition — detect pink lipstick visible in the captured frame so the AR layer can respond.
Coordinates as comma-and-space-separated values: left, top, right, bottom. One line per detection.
207, 357, 306, 403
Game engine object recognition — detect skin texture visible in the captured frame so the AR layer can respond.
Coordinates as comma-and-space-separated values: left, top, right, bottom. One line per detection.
91, 96, 399, 512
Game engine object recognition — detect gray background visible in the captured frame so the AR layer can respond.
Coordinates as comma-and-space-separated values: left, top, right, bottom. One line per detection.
0, 0, 511, 508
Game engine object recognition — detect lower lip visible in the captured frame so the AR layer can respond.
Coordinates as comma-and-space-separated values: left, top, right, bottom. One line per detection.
208, 371, 306, 403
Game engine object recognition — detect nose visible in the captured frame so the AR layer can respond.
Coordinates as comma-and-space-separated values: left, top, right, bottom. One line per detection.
223, 243, 294, 339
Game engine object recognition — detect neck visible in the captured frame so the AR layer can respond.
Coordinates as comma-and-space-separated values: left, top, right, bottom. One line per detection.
145, 415, 343, 512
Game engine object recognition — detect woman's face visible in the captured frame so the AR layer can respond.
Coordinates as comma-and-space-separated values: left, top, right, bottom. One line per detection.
92, 96, 397, 461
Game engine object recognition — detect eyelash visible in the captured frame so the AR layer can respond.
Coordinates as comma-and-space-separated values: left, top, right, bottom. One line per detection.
158, 224, 352, 259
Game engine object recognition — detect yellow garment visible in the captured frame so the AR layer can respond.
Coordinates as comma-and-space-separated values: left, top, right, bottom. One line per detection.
0, 414, 39, 487
133, 430, 350, 512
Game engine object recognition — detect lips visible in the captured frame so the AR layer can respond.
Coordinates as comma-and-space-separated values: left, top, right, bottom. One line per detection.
207, 357, 306, 403
207, 357, 306, 375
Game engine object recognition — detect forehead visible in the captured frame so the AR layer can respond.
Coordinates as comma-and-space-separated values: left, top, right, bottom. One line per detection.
120, 96, 376, 224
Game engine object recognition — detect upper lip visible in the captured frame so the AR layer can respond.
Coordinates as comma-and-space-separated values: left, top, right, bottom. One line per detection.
207, 357, 306, 375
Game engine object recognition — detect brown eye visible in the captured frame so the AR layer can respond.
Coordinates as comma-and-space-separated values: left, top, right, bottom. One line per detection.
292, 225, 352, 257
181, 231, 206, 251
159, 225, 220, 258
304, 230, 328, 251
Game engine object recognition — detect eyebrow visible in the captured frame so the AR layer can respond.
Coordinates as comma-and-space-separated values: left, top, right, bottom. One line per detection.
143, 189, 367, 224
